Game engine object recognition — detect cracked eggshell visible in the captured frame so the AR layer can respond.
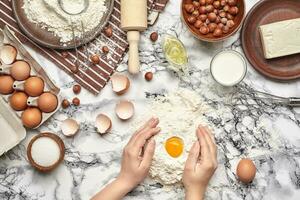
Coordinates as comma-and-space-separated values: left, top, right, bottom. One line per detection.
0, 45, 17, 64
61, 119, 79, 137
95, 114, 112, 134
111, 74, 130, 95
115, 100, 134, 120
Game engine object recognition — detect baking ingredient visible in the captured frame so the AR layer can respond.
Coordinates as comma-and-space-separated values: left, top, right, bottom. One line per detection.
95, 114, 112, 134
115, 100, 134, 120
0, 45, 17, 64
90, 54, 100, 64
61, 118, 79, 137
104, 27, 113, 37
37, 92, 58, 113
144, 72, 153, 81
71, 65, 79, 74
72, 97, 80, 106
0, 75, 14, 94
111, 74, 130, 95
259, 18, 300, 59
73, 84, 81, 94
22, 0, 107, 43
24, 77, 44, 97
132, 88, 211, 185
30, 136, 61, 167
163, 35, 188, 73
10, 92, 28, 111
21, 107, 42, 128
102, 46, 109, 54
210, 50, 246, 86
165, 136, 184, 158
150, 32, 158, 42
61, 51, 68, 58
236, 159, 256, 184
10, 61, 31, 81
61, 99, 70, 109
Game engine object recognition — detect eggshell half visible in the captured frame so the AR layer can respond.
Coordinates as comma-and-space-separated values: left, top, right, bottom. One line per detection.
95, 114, 112, 134
111, 74, 130, 95
115, 100, 134, 120
61, 119, 80, 137
0, 45, 17, 64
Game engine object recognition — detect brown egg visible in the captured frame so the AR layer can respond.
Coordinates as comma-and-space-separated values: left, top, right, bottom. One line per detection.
0, 75, 14, 94
10, 61, 31, 81
38, 92, 58, 113
21, 107, 42, 128
24, 77, 44, 97
10, 92, 28, 111
236, 159, 256, 184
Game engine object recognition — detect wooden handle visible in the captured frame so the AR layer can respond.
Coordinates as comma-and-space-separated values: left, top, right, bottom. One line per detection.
127, 31, 140, 74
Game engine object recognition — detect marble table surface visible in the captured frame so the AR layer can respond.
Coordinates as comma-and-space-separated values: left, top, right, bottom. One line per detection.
2, 0, 300, 199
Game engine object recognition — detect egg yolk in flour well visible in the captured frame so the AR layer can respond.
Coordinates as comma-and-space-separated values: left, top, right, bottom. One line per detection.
165, 137, 184, 158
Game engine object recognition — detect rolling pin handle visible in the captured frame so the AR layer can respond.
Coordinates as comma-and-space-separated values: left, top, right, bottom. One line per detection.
127, 31, 140, 74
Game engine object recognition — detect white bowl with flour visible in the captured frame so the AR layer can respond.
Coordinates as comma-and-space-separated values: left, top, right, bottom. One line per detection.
210, 50, 247, 87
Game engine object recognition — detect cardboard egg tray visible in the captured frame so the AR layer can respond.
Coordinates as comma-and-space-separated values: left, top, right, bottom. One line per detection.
0, 26, 61, 155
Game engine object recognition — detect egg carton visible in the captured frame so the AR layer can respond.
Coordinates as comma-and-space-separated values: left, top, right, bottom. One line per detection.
0, 26, 61, 155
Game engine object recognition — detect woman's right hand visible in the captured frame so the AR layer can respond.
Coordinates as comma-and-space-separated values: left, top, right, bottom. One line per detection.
183, 126, 218, 200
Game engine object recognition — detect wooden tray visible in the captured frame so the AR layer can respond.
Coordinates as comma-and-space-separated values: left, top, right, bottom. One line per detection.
241, 0, 300, 81
12, 0, 114, 50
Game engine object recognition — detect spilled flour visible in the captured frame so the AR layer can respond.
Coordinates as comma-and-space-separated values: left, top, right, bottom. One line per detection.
133, 88, 214, 185
23, 0, 107, 43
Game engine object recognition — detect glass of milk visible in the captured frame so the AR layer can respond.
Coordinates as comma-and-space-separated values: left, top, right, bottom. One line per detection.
210, 50, 247, 87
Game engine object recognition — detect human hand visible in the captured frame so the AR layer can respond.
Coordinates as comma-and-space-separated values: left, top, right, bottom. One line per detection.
117, 117, 160, 190
183, 126, 217, 200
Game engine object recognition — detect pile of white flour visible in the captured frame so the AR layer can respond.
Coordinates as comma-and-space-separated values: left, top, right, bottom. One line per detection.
133, 88, 213, 185
23, 0, 107, 43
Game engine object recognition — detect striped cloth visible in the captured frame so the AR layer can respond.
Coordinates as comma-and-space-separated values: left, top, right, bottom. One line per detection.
0, 0, 169, 94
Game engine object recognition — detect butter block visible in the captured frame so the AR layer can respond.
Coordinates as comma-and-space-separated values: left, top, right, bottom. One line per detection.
259, 18, 300, 59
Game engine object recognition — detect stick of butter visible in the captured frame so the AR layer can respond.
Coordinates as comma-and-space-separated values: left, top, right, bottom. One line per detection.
259, 18, 300, 59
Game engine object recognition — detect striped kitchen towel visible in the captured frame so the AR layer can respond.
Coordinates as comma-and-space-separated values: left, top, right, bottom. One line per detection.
0, 0, 169, 95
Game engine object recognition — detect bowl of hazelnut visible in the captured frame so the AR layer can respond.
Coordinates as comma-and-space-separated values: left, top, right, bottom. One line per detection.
182, 0, 245, 42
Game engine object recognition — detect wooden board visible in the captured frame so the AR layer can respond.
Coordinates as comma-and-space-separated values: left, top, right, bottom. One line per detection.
241, 0, 300, 80
12, 0, 114, 50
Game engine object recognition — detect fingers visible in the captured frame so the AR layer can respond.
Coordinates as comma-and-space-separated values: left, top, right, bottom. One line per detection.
197, 127, 210, 161
184, 141, 200, 171
140, 138, 156, 169
200, 126, 217, 158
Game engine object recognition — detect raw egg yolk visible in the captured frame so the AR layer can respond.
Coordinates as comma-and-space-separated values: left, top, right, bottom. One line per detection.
165, 137, 184, 158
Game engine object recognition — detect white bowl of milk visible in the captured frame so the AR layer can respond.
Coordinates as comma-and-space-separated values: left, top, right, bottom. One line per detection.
210, 50, 247, 87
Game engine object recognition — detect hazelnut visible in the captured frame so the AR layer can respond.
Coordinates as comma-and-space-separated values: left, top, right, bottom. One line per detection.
194, 20, 203, 28
145, 72, 153, 81
205, 19, 210, 25
227, 20, 235, 28
73, 84, 81, 94
187, 16, 197, 24
62, 99, 70, 109
192, 10, 200, 17
208, 23, 217, 33
229, 6, 239, 15
198, 14, 207, 22
213, 9, 218, 14
217, 23, 224, 29
72, 97, 80, 106
206, 5, 214, 13
199, 0, 206, 6
199, 6, 207, 14
219, 11, 226, 18
213, 28, 222, 37
206, 0, 214, 5
228, 0, 237, 6
215, 16, 221, 23
220, 0, 226, 6
150, 32, 158, 42
223, 5, 230, 12
104, 27, 113, 37
90, 54, 100, 64
221, 17, 228, 25
102, 46, 109, 54
226, 13, 234, 20
192, 1, 200, 8
71, 65, 79, 74
208, 12, 217, 22
199, 25, 209, 35
213, 1, 221, 9
61, 51, 68, 58
184, 4, 195, 13
222, 25, 230, 33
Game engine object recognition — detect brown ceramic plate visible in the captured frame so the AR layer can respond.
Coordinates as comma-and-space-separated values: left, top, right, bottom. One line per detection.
241, 0, 300, 80
12, 0, 114, 50
181, 0, 245, 42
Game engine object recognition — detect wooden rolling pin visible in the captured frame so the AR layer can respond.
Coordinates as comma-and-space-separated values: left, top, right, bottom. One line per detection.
121, 0, 147, 74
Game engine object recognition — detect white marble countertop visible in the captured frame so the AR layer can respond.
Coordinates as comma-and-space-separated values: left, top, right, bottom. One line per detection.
1, 0, 300, 199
